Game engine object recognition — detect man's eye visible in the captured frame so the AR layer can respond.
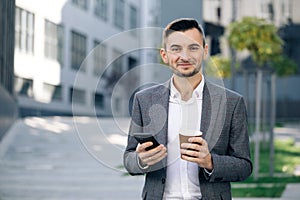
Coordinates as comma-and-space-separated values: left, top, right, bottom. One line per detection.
170, 47, 181, 52
190, 46, 200, 51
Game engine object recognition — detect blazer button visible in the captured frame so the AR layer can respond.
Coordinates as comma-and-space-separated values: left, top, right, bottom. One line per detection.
162, 178, 166, 184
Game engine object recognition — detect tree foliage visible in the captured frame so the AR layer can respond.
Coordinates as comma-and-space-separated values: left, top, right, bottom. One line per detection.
228, 17, 283, 66
271, 56, 298, 77
228, 16, 297, 77
205, 56, 233, 78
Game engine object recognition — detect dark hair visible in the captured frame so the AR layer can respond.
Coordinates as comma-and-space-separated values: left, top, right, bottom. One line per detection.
162, 18, 206, 48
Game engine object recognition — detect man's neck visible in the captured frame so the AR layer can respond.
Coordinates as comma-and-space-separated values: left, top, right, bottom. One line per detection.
173, 73, 202, 101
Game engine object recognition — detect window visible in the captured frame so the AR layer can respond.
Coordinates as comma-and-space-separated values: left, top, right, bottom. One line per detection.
129, 5, 137, 30
128, 56, 137, 71
93, 40, 107, 76
112, 49, 123, 72
114, 97, 121, 112
43, 83, 62, 101
281, 0, 291, 23
94, 92, 104, 108
72, 0, 88, 10
94, 0, 108, 21
114, 0, 125, 29
69, 87, 86, 104
44, 20, 64, 64
71, 31, 87, 71
14, 77, 33, 97
15, 7, 35, 53
104, 49, 123, 88
260, 0, 274, 21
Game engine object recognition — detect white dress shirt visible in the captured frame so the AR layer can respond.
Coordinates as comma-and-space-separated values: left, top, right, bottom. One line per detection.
163, 76, 204, 200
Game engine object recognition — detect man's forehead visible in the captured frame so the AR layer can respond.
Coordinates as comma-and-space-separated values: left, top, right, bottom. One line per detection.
165, 29, 203, 46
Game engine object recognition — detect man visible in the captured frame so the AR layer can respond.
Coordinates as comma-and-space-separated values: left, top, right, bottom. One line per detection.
123, 18, 252, 200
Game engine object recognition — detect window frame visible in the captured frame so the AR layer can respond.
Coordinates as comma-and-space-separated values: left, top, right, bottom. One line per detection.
113, 0, 125, 30
72, 0, 89, 10
94, 0, 108, 21
71, 30, 87, 71
44, 19, 64, 64
15, 6, 35, 54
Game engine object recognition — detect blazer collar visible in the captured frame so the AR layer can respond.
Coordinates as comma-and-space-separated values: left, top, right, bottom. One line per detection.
150, 81, 170, 146
201, 81, 227, 151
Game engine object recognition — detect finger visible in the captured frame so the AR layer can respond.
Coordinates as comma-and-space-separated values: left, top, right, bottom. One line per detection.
143, 146, 166, 160
138, 145, 165, 161
137, 141, 159, 153
181, 147, 209, 159
136, 143, 143, 153
147, 150, 167, 166
140, 142, 153, 151
142, 146, 167, 165
180, 143, 201, 151
145, 144, 165, 155
180, 148, 199, 157
188, 136, 205, 145
181, 154, 199, 163
150, 146, 167, 160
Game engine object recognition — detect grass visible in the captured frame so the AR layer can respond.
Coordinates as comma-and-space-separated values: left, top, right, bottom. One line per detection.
232, 186, 285, 198
232, 138, 300, 197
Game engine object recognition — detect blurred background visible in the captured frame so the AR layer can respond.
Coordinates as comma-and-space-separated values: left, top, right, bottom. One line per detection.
1, 0, 299, 128
0, 0, 300, 199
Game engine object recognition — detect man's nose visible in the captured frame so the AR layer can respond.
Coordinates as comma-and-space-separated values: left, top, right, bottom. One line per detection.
178, 49, 189, 60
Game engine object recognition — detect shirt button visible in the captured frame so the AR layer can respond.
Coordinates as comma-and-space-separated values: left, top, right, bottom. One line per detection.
162, 178, 166, 184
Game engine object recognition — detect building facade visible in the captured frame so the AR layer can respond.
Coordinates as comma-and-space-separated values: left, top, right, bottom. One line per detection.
14, 0, 146, 117
203, 0, 300, 56
0, 0, 18, 140
203, 0, 300, 120
14, 0, 206, 117
203, 0, 300, 26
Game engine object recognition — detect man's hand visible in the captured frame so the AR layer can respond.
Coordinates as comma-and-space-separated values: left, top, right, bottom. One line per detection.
136, 142, 167, 166
180, 137, 213, 170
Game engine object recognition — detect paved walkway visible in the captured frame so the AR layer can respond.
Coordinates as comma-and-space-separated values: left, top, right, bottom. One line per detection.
0, 117, 299, 200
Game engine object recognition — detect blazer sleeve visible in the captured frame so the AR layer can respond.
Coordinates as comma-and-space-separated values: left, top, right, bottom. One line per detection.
123, 94, 149, 175
208, 96, 253, 182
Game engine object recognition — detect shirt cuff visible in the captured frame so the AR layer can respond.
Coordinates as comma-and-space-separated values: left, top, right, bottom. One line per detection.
204, 168, 214, 176
137, 155, 149, 169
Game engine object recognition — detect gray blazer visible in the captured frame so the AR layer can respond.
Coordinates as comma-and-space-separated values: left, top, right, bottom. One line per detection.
124, 80, 252, 200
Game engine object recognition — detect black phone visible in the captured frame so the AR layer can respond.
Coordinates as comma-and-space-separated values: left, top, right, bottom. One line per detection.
133, 133, 160, 151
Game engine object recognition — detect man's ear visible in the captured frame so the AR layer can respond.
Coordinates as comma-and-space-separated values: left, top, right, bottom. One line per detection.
160, 48, 169, 64
203, 44, 209, 60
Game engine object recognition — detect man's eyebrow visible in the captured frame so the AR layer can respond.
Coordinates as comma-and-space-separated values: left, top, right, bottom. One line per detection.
189, 43, 201, 47
169, 44, 181, 48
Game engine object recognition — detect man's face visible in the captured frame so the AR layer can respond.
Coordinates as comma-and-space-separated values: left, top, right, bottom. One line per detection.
160, 28, 208, 78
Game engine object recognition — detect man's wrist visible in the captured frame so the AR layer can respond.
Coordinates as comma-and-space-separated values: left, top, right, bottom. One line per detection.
204, 153, 214, 170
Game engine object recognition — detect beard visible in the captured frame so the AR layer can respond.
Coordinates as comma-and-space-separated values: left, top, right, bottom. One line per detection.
172, 64, 201, 77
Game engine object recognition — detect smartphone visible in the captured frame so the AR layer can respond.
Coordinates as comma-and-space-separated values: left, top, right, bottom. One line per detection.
133, 133, 160, 151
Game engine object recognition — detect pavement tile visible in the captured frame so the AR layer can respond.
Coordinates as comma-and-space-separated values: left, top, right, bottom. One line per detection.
0, 117, 299, 200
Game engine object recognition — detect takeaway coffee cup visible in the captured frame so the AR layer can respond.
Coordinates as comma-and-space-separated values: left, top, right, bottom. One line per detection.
179, 130, 203, 145
179, 130, 203, 157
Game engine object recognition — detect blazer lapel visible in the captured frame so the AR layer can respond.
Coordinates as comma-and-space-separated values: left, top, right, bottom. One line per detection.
201, 81, 226, 151
151, 81, 170, 146
201, 83, 211, 138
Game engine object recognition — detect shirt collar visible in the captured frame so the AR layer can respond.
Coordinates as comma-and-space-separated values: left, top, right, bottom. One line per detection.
170, 75, 205, 103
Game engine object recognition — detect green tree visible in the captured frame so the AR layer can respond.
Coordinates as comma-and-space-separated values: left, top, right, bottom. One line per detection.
227, 16, 297, 179
272, 55, 297, 77
228, 17, 283, 66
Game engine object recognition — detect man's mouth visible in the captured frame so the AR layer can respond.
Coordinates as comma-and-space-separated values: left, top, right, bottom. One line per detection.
177, 63, 194, 69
